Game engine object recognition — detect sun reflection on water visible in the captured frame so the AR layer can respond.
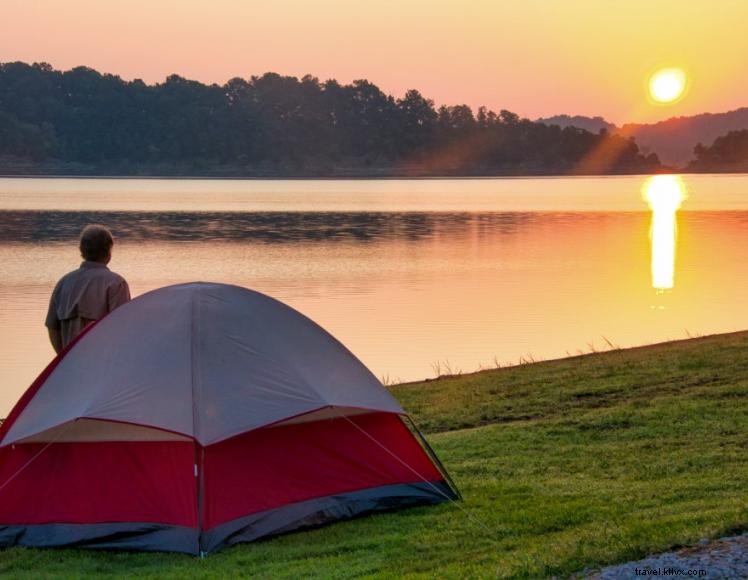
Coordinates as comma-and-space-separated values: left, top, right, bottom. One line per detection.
642, 175, 687, 291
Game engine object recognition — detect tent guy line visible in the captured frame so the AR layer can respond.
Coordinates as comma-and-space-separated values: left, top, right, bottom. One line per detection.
0, 421, 71, 495
336, 410, 494, 536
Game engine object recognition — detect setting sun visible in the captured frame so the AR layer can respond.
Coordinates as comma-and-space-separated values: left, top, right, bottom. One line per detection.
648, 68, 687, 104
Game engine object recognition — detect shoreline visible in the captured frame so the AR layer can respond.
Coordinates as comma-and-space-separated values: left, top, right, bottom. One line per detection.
394, 329, 748, 388
0, 171, 673, 180
4, 170, 748, 180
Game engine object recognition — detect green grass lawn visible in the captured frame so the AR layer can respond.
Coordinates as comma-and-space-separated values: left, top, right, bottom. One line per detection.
2, 332, 747, 578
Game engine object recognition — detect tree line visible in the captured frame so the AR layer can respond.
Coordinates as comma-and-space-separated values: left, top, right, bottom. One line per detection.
689, 130, 748, 172
0, 62, 662, 176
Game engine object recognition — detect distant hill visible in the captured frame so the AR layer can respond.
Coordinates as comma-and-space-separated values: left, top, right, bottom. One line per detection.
619, 108, 748, 167
538, 108, 748, 168
536, 115, 616, 134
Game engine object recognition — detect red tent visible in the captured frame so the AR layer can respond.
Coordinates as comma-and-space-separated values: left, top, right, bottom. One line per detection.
0, 283, 457, 555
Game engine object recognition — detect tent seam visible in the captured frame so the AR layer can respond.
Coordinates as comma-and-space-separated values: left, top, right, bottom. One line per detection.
190, 287, 204, 555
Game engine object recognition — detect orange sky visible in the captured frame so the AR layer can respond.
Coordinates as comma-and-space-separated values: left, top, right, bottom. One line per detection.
2, 0, 747, 124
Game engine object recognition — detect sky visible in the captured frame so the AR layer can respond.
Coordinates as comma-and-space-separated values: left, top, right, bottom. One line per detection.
2, 0, 748, 125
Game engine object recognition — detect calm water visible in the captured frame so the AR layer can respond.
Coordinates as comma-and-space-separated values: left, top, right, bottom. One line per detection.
2, 175, 748, 416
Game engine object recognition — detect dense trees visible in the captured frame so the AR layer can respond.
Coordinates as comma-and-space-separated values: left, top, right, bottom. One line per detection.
689, 130, 748, 172
0, 62, 661, 176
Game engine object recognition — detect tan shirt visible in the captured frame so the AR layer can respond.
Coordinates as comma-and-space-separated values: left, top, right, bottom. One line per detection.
45, 261, 131, 349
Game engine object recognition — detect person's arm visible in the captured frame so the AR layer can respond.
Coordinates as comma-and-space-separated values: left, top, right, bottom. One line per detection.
45, 281, 62, 354
48, 327, 63, 354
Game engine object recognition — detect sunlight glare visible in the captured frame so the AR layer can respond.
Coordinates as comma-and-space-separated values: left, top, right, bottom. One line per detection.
648, 68, 687, 104
642, 175, 686, 290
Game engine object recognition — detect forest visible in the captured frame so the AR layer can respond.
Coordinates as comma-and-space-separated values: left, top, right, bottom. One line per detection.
0, 62, 662, 176
689, 129, 748, 172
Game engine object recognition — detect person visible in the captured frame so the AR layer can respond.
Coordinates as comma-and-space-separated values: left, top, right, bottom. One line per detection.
45, 224, 131, 353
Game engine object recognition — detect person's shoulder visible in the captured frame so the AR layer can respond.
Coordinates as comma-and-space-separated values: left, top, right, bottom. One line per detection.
104, 269, 129, 286
55, 267, 84, 287
80, 265, 127, 289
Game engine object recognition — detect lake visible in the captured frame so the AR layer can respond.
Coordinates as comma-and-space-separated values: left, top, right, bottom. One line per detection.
1, 174, 748, 416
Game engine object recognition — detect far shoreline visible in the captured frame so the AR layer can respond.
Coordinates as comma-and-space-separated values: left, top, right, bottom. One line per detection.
2, 171, 747, 181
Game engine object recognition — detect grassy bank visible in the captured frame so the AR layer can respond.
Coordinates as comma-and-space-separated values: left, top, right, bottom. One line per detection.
2, 332, 747, 578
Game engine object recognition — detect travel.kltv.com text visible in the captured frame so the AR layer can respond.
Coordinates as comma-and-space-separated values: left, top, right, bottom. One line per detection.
635, 567, 707, 577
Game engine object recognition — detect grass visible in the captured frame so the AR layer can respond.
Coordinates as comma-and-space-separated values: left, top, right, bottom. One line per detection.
2, 332, 747, 578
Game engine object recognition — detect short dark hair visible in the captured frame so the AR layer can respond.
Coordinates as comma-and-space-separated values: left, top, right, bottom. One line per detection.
79, 224, 114, 261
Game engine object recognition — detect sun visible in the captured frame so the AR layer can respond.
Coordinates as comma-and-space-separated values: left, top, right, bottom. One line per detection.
648, 68, 687, 104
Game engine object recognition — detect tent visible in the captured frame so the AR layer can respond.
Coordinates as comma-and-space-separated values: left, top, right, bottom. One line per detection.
0, 282, 458, 555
